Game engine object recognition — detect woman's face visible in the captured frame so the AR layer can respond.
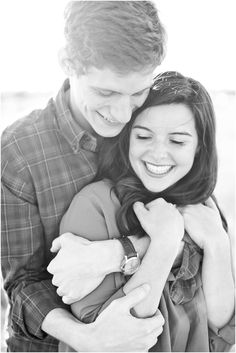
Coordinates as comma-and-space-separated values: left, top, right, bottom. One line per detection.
129, 103, 198, 193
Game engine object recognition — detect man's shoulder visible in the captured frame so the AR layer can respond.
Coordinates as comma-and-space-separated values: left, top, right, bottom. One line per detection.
1, 98, 55, 147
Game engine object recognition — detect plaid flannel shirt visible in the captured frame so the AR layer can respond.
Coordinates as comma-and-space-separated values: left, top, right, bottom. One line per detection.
1, 80, 101, 352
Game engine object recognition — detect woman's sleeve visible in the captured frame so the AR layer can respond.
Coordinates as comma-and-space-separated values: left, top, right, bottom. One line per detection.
60, 190, 127, 323
209, 311, 235, 352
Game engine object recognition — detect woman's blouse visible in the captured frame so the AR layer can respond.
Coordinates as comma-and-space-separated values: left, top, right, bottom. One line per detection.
60, 179, 235, 352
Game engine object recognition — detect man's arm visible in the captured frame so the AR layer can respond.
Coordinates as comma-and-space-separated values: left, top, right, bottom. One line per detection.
48, 230, 150, 304
42, 285, 164, 352
1, 175, 68, 341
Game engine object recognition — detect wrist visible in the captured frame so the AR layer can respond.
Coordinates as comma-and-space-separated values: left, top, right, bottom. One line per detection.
42, 308, 88, 350
99, 238, 124, 273
129, 234, 150, 259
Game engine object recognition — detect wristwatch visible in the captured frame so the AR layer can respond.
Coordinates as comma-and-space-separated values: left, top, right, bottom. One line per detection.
118, 236, 140, 276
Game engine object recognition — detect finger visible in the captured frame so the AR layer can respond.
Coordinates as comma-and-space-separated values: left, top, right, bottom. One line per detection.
62, 295, 77, 305
47, 260, 56, 274
155, 309, 165, 326
121, 284, 150, 310
133, 202, 148, 217
142, 312, 165, 334
205, 197, 218, 210
51, 274, 60, 286
50, 236, 63, 252
56, 287, 65, 297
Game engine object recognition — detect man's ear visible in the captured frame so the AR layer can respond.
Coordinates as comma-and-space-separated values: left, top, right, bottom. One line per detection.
58, 47, 75, 76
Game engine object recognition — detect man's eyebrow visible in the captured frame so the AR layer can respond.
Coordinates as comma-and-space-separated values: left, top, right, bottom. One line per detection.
91, 86, 150, 95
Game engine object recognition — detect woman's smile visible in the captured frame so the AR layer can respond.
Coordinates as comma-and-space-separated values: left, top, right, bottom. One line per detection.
144, 162, 175, 177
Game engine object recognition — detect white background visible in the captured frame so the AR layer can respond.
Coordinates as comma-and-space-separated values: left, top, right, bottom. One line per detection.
1, 0, 236, 92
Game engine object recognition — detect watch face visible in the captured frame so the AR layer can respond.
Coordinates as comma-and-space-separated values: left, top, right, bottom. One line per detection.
123, 256, 140, 275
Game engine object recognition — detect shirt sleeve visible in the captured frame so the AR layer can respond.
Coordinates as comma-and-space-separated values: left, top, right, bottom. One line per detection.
208, 311, 235, 351
1, 146, 67, 340
60, 189, 127, 324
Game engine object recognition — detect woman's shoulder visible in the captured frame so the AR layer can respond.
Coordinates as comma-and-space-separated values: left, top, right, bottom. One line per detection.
79, 179, 113, 196
76, 179, 118, 205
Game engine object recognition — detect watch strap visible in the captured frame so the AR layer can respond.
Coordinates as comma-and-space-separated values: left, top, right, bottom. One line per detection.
118, 236, 137, 259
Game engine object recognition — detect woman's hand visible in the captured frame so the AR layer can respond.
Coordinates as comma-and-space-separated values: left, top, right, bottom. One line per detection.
179, 197, 227, 249
133, 198, 184, 245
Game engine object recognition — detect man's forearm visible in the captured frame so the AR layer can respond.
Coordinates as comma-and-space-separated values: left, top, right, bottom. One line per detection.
42, 308, 88, 351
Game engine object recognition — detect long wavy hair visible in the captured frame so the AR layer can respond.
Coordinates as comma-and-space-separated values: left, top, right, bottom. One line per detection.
96, 71, 227, 236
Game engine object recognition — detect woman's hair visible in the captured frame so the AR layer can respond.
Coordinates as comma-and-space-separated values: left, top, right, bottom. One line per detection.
64, 1, 166, 75
97, 71, 226, 235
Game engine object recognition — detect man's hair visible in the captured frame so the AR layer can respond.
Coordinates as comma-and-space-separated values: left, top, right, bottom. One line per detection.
64, 1, 166, 74
96, 71, 228, 236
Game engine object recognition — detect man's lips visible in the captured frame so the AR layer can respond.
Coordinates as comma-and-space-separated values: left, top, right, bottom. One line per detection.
96, 111, 119, 124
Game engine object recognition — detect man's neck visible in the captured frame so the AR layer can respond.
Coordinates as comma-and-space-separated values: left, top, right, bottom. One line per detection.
66, 88, 94, 133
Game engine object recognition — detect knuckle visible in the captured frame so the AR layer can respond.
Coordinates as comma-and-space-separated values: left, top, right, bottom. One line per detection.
47, 263, 52, 273
56, 287, 64, 296
60, 232, 68, 244
148, 336, 158, 349
51, 276, 58, 286
62, 296, 71, 304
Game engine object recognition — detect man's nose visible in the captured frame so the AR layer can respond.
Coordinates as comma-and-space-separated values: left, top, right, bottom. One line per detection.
110, 96, 133, 123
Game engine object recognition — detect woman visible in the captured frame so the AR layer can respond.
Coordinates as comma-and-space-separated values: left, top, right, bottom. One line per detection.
60, 72, 235, 351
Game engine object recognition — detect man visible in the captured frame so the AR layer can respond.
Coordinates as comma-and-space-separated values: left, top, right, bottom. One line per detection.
1, 1, 166, 351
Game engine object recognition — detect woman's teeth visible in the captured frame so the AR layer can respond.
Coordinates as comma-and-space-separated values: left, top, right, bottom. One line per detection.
145, 162, 173, 175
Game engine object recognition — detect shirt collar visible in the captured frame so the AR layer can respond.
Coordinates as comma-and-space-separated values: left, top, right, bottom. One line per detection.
53, 79, 102, 153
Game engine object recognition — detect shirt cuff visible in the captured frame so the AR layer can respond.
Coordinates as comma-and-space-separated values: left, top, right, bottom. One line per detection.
12, 280, 68, 340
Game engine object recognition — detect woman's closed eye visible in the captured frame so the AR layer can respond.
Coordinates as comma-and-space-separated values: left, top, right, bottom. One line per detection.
136, 134, 152, 140
170, 139, 185, 145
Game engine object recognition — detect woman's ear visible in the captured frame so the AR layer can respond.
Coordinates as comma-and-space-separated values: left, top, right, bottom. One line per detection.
58, 47, 75, 76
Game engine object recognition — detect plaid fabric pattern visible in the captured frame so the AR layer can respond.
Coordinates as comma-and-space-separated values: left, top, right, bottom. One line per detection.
1, 80, 101, 352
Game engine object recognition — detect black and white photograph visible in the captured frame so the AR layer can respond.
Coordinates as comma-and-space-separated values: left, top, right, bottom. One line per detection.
1, 1, 235, 352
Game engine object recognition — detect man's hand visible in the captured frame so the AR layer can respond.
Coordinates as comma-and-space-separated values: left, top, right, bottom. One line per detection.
42, 284, 165, 352
80, 284, 165, 352
47, 233, 113, 304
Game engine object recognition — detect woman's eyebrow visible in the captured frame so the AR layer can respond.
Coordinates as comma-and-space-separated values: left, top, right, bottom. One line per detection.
132, 126, 193, 137
170, 132, 193, 137
132, 125, 152, 132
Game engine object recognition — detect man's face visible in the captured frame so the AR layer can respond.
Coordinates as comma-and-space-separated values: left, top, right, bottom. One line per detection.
69, 67, 154, 137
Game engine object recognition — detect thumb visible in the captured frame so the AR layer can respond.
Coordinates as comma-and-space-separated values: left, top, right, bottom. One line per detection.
50, 236, 62, 252
133, 201, 147, 218
121, 284, 150, 310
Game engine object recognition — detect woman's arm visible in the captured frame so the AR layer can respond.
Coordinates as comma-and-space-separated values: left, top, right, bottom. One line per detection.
123, 198, 184, 318
60, 186, 183, 323
180, 198, 235, 329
